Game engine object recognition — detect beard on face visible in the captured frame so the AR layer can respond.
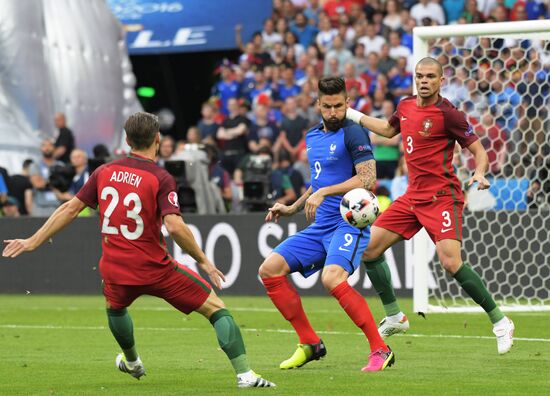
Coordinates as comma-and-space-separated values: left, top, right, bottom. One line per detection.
322, 115, 345, 131
42, 151, 54, 159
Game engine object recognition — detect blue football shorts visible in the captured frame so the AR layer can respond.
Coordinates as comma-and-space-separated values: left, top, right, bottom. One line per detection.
273, 219, 370, 277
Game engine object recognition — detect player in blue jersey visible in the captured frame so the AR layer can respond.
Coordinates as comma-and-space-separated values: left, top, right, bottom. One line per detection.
259, 77, 395, 372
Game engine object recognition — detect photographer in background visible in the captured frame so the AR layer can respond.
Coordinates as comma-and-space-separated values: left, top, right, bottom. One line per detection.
28, 139, 64, 217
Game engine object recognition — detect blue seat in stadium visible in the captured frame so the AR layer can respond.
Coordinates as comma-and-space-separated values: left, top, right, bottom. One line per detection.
488, 178, 529, 210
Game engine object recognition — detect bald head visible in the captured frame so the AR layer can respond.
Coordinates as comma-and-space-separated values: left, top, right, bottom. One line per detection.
416, 57, 443, 76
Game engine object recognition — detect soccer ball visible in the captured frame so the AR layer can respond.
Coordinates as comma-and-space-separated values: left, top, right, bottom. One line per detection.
339, 188, 380, 229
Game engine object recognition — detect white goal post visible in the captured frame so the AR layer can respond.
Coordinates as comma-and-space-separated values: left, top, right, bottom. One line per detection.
412, 20, 550, 314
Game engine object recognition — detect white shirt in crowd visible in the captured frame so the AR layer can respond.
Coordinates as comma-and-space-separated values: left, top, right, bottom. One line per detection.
357, 35, 386, 56
410, 1, 446, 25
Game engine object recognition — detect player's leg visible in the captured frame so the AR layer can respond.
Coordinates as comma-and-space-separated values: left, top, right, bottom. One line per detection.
259, 227, 327, 369
159, 264, 275, 387
103, 282, 145, 379
436, 238, 514, 354
196, 291, 276, 388
362, 196, 421, 337
324, 227, 394, 372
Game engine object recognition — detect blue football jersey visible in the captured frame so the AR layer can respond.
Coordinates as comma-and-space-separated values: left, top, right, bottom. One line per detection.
306, 119, 374, 225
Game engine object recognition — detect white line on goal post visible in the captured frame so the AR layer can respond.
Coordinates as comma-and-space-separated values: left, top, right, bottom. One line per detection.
411, 20, 550, 314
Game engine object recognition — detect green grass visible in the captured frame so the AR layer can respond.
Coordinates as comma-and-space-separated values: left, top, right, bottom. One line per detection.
0, 295, 549, 395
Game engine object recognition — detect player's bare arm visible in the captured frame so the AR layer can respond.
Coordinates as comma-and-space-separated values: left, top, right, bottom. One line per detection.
466, 140, 491, 190
355, 159, 376, 191
2, 197, 86, 258
346, 108, 398, 138
266, 186, 312, 223
164, 214, 226, 289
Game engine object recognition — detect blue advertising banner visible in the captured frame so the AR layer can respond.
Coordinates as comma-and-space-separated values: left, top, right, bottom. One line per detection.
107, 0, 272, 54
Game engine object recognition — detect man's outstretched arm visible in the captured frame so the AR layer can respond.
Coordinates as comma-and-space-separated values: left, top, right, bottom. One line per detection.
2, 197, 86, 257
346, 108, 399, 138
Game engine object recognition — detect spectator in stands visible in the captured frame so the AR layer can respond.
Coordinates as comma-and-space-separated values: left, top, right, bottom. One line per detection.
290, 12, 319, 48
262, 18, 283, 50
275, 96, 309, 159
344, 62, 368, 95
357, 23, 386, 57
323, 35, 353, 75
276, 66, 302, 104
53, 112, 75, 164
212, 61, 239, 116
186, 126, 202, 144
388, 57, 413, 100
410, 0, 446, 25
235, 26, 273, 70
377, 43, 397, 74
383, 0, 403, 31
92, 144, 110, 160
197, 102, 219, 145
276, 149, 306, 198
467, 112, 507, 176
390, 157, 408, 201
217, 98, 249, 175
462, 0, 486, 23
388, 31, 411, 61
323, 0, 354, 25
29, 139, 64, 217
443, 0, 466, 23
284, 31, 306, 63
6, 159, 33, 216
157, 135, 175, 167
52, 149, 90, 202
304, 0, 323, 24
248, 104, 280, 153
351, 43, 368, 75
371, 99, 401, 180
0, 172, 7, 205
296, 92, 319, 127
0, 196, 20, 218
315, 14, 338, 55
205, 144, 233, 210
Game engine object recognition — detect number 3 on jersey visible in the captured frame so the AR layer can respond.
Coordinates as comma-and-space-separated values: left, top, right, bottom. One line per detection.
101, 186, 144, 240
406, 136, 413, 154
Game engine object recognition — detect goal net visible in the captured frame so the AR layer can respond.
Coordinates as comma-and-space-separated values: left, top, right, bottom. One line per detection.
412, 21, 550, 313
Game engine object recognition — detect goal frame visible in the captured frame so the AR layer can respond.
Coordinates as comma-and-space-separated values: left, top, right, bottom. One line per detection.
412, 20, 550, 313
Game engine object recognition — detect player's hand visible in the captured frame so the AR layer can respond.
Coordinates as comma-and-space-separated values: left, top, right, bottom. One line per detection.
304, 190, 325, 222
265, 202, 294, 223
2, 239, 35, 258
198, 259, 226, 290
468, 173, 490, 190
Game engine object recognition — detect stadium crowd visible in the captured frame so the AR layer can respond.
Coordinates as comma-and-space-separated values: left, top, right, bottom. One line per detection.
0, 0, 548, 217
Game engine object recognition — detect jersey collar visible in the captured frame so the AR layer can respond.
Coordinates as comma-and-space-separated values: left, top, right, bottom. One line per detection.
128, 152, 155, 163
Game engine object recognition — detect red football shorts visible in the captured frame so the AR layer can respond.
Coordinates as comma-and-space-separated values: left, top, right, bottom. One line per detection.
374, 194, 464, 243
103, 264, 212, 314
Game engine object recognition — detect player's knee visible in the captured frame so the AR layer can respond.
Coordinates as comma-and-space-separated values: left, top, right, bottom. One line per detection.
321, 266, 348, 291
197, 291, 226, 318
440, 256, 461, 274
363, 244, 382, 261
258, 254, 288, 279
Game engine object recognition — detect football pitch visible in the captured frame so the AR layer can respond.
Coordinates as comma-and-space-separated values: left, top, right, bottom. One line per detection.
1, 295, 549, 395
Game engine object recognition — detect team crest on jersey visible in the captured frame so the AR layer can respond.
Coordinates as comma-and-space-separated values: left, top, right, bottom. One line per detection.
168, 191, 179, 208
418, 118, 433, 137
329, 143, 337, 154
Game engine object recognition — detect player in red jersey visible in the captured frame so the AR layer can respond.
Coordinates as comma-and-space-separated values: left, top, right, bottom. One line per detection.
2, 112, 275, 388
346, 57, 514, 355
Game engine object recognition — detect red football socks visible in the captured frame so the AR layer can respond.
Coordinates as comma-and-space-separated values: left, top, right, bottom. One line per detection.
262, 275, 320, 344
330, 281, 387, 352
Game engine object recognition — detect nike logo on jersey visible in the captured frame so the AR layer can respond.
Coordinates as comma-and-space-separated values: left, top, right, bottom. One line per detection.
441, 228, 453, 233
306, 146, 312, 152
338, 246, 351, 252
401, 116, 407, 121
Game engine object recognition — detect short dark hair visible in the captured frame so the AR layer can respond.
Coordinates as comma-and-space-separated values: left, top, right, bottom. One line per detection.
124, 112, 159, 150
318, 76, 346, 97
416, 57, 443, 76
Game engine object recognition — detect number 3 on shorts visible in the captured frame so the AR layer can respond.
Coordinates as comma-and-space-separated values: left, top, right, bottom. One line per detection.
441, 210, 452, 229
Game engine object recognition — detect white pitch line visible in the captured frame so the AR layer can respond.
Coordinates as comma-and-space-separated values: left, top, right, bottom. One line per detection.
0, 324, 549, 343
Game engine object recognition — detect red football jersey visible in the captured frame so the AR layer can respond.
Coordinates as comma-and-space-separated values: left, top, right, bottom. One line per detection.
76, 153, 181, 285
389, 96, 478, 202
